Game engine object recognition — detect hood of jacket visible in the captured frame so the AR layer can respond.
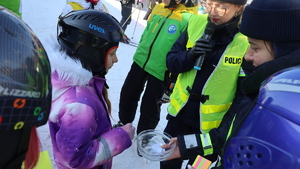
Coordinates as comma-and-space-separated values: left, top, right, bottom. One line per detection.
44, 37, 93, 87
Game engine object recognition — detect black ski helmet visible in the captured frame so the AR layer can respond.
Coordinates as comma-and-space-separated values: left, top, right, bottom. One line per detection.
167, 0, 198, 9
57, 9, 124, 76
183, 0, 198, 7
0, 7, 52, 131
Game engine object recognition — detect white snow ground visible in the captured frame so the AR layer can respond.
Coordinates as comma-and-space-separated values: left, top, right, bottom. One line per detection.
22, 0, 171, 169
22, 0, 252, 168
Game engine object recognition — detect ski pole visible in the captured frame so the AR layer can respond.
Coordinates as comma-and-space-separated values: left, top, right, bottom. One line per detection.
121, 3, 140, 28
131, 3, 142, 39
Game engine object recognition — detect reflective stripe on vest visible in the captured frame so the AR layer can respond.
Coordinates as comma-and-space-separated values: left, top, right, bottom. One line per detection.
167, 14, 249, 133
200, 133, 213, 155
226, 115, 236, 141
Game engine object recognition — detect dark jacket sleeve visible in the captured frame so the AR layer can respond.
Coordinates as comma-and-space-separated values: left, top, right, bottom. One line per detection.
176, 67, 247, 159
176, 48, 300, 159
166, 29, 195, 73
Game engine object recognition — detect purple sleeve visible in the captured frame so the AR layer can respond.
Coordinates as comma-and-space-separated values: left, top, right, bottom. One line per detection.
55, 103, 132, 168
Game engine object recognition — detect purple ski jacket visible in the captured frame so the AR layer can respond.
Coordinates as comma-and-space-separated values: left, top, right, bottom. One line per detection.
47, 40, 132, 169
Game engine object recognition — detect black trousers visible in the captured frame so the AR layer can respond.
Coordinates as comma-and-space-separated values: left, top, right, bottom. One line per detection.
120, 2, 133, 31
160, 114, 219, 169
119, 62, 164, 134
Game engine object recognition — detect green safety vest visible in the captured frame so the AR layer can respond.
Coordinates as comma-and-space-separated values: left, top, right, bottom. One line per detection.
167, 14, 249, 134
0, 0, 22, 18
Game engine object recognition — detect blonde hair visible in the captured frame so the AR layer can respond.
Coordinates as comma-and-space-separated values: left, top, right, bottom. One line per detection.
237, 5, 245, 27
102, 87, 111, 115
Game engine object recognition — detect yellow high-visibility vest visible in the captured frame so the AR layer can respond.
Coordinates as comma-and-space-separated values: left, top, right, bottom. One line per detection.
168, 14, 249, 133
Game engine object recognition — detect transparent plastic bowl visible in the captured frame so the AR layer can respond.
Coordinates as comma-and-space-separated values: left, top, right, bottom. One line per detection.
136, 129, 175, 161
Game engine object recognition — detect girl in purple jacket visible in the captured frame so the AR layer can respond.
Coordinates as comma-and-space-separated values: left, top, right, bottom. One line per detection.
47, 10, 135, 169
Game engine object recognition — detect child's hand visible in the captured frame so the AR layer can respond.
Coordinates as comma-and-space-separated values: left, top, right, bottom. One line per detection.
121, 123, 136, 140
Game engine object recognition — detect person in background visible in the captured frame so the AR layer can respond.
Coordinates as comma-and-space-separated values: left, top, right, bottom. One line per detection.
160, 0, 249, 168
116, 0, 198, 140
120, 0, 135, 32
165, 0, 300, 168
47, 10, 135, 169
143, 0, 162, 20
0, 0, 22, 17
0, 6, 52, 169
60, 0, 108, 17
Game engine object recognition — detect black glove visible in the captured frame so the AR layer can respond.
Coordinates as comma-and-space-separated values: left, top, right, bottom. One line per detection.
190, 38, 213, 61
158, 71, 178, 104
160, 92, 171, 103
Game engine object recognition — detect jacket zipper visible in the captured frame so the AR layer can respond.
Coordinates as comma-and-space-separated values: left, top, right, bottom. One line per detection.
142, 11, 174, 69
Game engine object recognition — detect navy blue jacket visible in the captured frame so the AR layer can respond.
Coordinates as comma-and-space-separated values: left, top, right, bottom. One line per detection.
166, 16, 245, 130
177, 40, 300, 165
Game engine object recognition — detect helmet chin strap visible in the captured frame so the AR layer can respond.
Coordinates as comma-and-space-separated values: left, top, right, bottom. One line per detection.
92, 45, 118, 89
92, 45, 118, 78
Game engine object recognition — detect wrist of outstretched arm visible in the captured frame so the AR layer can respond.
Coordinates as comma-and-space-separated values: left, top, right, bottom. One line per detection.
178, 133, 213, 159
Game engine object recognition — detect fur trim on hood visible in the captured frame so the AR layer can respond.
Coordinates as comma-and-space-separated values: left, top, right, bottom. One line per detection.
44, 37, 93, 86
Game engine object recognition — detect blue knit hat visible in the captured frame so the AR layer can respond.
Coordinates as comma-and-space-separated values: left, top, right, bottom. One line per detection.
220, 0, 247, 5
240, 0, 300, 42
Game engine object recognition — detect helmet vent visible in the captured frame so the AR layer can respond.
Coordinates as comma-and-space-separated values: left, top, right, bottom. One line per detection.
227, 142, 269, 168
84, 14, 92, 20
73, 14, 85, 20
71, 14, 93, 21
91, 16, 102, 21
